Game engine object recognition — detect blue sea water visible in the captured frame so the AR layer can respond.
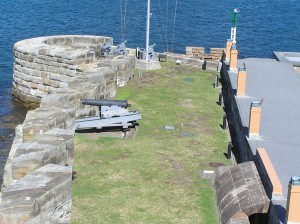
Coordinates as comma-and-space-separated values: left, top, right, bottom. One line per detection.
0, 0, 299, 149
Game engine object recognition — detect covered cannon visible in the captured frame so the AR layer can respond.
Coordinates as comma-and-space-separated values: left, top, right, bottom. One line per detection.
75, 99, 141, 130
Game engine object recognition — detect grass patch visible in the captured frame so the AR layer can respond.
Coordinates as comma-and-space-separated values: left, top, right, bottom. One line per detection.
72, 63, 230, 223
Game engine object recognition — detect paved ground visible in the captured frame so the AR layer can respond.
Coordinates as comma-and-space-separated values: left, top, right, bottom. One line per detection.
229, 58, 300, 198
274, 51, 300, 67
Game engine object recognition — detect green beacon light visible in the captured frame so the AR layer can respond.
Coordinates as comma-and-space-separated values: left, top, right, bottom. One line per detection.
231, 8, 240, 44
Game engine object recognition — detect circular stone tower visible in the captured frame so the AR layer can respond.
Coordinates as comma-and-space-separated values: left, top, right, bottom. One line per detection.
12, 35, 113, 107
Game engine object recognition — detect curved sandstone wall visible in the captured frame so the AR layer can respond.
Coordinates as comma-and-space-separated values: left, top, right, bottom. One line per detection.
0, 35, 135, 223
13, 35, 134, 107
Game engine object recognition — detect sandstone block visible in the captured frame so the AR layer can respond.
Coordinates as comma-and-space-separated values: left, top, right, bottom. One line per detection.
65, 70, 77, 77
40, 90, 78, 107
65, 37, 73, 45
116, 61, 128, 71
14, 50, 21, 59
97, 62, 117, 71
203, 60, 218, 71
29, 88, 48, 98
0, 164, 72, 224
12, 87, 40, 106
33, 63, 46, 71
30, 70, 40, 77
55, 57, 64, 64
36, 84, 51, 93
14, 83, 32, 96
31, 75, 43, 84
42, 78, 60, 88
38, 48, 48, 56
16, 59, 28, 68
21, 66, 32, 76
49, 73, 73, 83
2, 125, 24, 190
12, 128, 74, 179
60, 82, 68, 88
14, 63, 22, 72
117, 70, 129, 87
105, 81, 117, 97
44, 128, 74, 167
58, 67, 67, 76
22, 106, 75, 142
52, 37, 66, 45
73, 36, 90, 44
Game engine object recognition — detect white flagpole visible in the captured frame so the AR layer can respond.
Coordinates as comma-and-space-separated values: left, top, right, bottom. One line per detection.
146, 0, 150, 61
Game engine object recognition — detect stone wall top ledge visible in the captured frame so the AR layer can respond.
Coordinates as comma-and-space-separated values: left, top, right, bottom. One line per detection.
0, 164, 72, 223
14, 35, 113, 55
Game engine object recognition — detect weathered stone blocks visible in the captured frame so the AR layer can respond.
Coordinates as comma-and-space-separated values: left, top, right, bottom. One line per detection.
22, 105, 75, 142
213, 162, 269, 224
2, 125, 24, 190
96, 56, 134, 87
12, 128, 74, 180
2, 35, 136, 223
0, 164, 72, 224
12, 35, 115, 107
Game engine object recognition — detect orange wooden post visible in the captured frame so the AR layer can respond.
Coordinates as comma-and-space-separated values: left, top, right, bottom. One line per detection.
286, 177, 300, 224
225, 39, 233, 61
249, 101, 261, 136
237, 68, 247, 96
229, 45, 238, 72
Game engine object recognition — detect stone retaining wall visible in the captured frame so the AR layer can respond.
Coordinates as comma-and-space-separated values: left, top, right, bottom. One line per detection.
0, 35, 135, 223
185, 46, 224, 61
162, 52, 221, 71
12, 35, 134, 108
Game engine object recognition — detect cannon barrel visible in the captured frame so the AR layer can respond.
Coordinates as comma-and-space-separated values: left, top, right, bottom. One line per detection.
81, 99, 130, 108
118, 40, 127, 45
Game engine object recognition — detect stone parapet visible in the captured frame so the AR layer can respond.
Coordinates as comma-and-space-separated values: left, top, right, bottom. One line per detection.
185, 46, 224, 61
0, 164, 72, 224
0, 35, 136, 223
22, 105, 76, 142
162, 52, 220, 71
213, 162, 269, 224
12, 35, 116, 108
12, 128, 74, 180
2, 125, 24, 191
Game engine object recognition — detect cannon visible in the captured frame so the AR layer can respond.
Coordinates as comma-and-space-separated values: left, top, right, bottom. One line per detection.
136, 44, 157, 60
75, 99, 141, 130
113, 40, 128, 56
146, 44, 157, 60
100, 43, 112, 57
100, 40, 128, 57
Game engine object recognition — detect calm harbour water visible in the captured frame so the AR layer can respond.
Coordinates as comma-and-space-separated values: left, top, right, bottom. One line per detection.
0, 0, 299, 172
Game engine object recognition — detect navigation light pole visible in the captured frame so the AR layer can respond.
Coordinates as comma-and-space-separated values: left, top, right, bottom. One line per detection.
231, 8, 239, 44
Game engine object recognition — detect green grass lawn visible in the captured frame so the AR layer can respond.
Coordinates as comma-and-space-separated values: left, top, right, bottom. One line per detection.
72, 63, 230, 224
